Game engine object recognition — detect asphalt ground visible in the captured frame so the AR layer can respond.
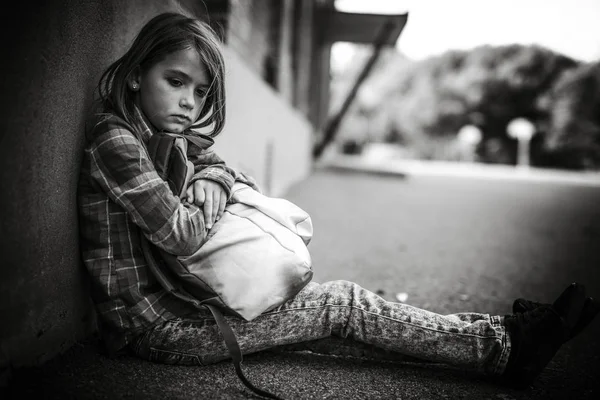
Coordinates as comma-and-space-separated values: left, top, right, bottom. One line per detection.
5, 166, 600, 399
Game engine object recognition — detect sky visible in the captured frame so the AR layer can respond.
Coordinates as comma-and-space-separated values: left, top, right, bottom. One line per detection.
333, 0, 600, 67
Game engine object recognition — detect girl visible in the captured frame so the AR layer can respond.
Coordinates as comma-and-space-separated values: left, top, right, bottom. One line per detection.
78, 11, 598, 395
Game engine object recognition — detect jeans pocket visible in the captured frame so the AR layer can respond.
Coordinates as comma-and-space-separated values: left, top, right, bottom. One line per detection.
148, 347, 204, 366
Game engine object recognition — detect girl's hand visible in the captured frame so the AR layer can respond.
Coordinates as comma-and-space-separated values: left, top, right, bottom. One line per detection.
185, 179, 227, 229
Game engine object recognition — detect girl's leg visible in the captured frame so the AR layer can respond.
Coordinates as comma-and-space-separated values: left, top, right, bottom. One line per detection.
273, 311, 504, 364
130, 280, 510, 376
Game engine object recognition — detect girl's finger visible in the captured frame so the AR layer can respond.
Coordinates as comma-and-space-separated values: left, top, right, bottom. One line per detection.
194, 183, 206, 206
211, 191, 220, 224
217, 191, 226, 220
186, 186, 194, 203
204, 194, 214, 229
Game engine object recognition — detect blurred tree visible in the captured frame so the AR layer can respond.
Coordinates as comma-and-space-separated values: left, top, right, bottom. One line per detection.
544, 62, 600, 169
330, 43, 596, 168
384, 44, 579, 164
329, 46, 412, 152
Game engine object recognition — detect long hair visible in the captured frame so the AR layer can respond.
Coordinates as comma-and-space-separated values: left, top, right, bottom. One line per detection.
97, 12, 226, 137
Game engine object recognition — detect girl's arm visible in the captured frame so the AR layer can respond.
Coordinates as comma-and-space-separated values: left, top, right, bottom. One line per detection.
89, 127, 207, 256
187, 148, 235, 197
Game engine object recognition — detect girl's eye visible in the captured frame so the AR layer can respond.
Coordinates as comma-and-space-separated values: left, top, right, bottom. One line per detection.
168, 78, 183, 87
195, 89, 208, 97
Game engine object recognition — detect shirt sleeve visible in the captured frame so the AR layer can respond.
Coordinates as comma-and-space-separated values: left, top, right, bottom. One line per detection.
89, 128, 207, 256
233, 170, 263, 193
186, 143, 236, 197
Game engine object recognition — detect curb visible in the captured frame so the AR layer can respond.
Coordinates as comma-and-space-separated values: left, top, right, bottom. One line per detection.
319, 156, 600, 187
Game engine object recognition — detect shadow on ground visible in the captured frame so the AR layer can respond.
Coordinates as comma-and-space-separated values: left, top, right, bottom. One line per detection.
7, 335, 590, 400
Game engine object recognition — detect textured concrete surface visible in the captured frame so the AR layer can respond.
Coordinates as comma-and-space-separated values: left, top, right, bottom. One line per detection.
0, 0, 193, 369
4, 167, 600, 399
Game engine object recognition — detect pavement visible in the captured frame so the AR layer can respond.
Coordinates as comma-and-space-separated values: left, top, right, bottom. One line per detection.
320, 153, 600, 187
4, 155, 600, 399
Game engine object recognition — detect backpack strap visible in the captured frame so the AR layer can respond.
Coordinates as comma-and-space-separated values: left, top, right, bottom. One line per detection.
141, 238, 283, 399
146, 133, 175, 181
182, 132, 215, 150
205, 304, 283, 400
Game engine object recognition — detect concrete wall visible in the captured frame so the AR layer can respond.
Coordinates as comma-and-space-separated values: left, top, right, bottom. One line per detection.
227, 0, 274, 76
214, 48, 313, 196
0, 0, 313, 371
226, 0, 315, 119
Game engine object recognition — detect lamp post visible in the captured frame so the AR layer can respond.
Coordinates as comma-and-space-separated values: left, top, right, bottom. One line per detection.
457, 125, 482, 162
507, 118, 535, 168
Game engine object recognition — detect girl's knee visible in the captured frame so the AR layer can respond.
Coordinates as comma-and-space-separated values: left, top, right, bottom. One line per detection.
323, 280, 361, 292
319, 280, 362, 303
288, 280, 363, 308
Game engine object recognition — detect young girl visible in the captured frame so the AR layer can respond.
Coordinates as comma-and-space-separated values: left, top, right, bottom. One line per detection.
78, 11, 597, 394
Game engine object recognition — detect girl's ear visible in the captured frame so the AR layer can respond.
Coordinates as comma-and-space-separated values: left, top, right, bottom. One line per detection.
127, 67, 141, 91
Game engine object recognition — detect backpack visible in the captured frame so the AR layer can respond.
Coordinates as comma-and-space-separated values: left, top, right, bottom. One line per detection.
142, 131, 313, 399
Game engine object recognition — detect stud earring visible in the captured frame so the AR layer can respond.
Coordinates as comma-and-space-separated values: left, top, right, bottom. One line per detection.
132, 83, 139, 90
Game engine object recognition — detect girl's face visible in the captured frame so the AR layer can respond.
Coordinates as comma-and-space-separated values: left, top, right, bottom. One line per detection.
135, 48, 210, 133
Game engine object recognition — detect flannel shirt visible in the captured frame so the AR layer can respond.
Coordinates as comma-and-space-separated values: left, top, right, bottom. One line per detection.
78, 107, 237, 354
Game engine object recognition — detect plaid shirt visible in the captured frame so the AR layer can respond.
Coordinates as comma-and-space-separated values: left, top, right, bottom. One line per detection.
78, 107, 237, 354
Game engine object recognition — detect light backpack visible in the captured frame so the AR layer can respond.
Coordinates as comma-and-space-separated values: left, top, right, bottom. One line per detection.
142, 131, 313, 399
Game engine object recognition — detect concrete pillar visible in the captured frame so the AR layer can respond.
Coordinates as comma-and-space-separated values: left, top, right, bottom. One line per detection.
277, 0, 295, 104
310, 7, 333, 132
293, 0, 315, 117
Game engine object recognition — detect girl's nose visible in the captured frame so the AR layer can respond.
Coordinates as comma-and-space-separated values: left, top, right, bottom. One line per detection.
180, 90, 195, 109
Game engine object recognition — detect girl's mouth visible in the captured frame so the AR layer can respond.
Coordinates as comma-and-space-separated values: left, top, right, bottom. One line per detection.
171, 115, 191, 123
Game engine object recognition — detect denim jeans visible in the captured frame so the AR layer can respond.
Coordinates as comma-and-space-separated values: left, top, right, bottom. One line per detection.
130, 280, 511, 376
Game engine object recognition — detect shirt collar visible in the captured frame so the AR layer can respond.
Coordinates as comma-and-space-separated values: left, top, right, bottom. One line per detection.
133, 105, 155, 143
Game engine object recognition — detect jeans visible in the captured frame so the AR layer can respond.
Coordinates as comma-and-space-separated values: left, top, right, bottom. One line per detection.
130, 280, 511, 376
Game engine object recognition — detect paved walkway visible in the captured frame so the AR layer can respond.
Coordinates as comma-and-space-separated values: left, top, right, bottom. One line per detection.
4, 160, 600, 399
321, 153, 600, 186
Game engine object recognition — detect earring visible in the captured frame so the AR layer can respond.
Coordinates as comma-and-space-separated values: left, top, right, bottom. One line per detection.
132, 83, 139, 90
